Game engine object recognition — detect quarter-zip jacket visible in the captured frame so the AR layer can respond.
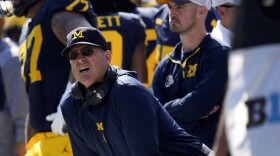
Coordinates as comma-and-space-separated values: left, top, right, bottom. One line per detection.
61, 69, 208, 156
151, 34, 229, 147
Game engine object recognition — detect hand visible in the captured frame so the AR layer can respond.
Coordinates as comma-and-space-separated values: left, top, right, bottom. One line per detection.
209, 105, 219, 115
14, 142, 26, 156
201, 105, 220, 119
46, 106, 67, 135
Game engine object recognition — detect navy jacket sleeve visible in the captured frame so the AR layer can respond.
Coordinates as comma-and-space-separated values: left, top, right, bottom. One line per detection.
150, 57, 169, 104
115, 84, 162, 156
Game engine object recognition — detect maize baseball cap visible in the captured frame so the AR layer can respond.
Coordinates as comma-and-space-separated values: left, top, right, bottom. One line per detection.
61, 27, 109, 56
212, 0, 240, 7
156, 0, 212, 10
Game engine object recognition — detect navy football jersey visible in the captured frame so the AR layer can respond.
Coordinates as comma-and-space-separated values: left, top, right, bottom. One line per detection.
132, 7, 159, 87
132, 7, 158, 57
18, 0, 96, 132
96, 12, 146, 70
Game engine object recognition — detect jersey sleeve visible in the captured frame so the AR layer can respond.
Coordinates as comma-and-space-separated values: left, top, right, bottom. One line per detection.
48, 0, 96, 27
129, 14, 146, 47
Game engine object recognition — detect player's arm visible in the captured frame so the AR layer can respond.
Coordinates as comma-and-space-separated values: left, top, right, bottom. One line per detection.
25, 113, 35, 144
129, 16, 147, 83
4, 55, 29, 156
51, 11, 94, 45
131, 40, 147, 83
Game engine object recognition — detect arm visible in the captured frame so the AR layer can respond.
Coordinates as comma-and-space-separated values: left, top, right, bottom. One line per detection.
51, 11, 94, 45
157, 48, 228, 122
117, 85, 161, 156
131, 40, 148, 83
150, 58, 169, 104
25, 113, 36, 144
4, 56, 29, 156
130, 17, 147, 83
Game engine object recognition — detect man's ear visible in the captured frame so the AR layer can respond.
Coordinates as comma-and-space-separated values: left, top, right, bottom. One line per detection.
197, 6, 208, 16
104, 50, 112, 65
217, 7, 226, 20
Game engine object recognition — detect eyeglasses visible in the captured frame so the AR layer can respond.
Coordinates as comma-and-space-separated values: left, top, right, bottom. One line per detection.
67, 46, 95, 60
221, 5, 237, 8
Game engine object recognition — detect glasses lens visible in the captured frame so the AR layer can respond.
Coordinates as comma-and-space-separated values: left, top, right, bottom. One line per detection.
68, 51, 79, 60
81, 47, 94, 56
221, 5, 236, 8
68, 47, 94, 60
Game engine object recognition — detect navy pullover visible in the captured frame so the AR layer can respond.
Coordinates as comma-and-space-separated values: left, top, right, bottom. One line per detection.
61, 69, 208, 156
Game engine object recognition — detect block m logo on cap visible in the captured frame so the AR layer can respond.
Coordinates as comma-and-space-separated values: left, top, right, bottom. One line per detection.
73, 30, 84, 40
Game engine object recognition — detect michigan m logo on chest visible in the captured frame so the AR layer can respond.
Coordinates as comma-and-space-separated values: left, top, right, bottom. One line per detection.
187, 64, 198, 78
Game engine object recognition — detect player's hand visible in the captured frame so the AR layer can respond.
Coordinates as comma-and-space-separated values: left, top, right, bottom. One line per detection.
201, 105, 220, 119
46, 107, 67, 135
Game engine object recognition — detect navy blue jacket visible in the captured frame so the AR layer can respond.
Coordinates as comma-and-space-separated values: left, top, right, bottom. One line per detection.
151, 35, 228, 147
61, 69, 207, 156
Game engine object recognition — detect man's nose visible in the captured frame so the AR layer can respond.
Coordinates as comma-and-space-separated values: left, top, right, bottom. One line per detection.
76, 53, 86, 62
169, 7, 178, 17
